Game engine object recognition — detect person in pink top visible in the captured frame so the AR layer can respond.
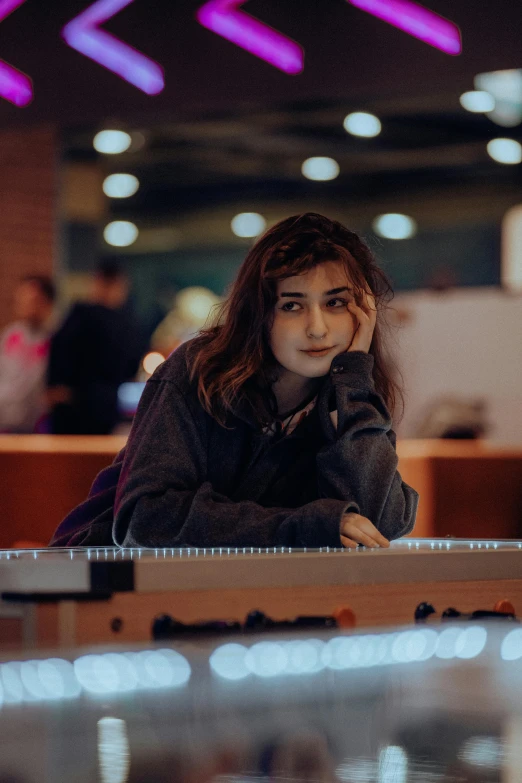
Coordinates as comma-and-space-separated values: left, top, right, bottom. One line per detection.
0, 276, 56, 433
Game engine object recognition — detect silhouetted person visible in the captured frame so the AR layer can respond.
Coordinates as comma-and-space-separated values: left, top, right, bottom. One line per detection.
48, 261, 141, 434
0, 275, 56, 433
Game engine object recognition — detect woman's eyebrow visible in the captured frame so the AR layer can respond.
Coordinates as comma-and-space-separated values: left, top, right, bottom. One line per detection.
279, 286, 352, 298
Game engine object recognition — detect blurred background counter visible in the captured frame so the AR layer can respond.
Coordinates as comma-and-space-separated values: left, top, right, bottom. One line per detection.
0, 435, 125, 549
0, 435, 521, 549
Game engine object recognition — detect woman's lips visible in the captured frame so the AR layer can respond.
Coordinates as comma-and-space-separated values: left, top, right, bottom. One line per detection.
301, 347, 335, 357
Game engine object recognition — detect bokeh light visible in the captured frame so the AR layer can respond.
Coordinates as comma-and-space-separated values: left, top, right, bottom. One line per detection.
373, 213, 417, 240
142, 352, 165, 376
177, 287, 220, 324
103, 221, 139, 247
301, 157, 340, 181
343, 111, 382, 137
93, 130, 132, 154
103, 173, 140, 198
231, 212, 266, 238
459, 91, 495, 113
487, 138, 522, 164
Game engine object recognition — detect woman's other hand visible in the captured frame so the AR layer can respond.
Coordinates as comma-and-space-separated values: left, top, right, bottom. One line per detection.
347, 292, 377, 353
340, 511, 390, 548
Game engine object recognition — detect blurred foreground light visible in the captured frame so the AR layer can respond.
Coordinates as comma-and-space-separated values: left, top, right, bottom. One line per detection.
343, 111, 381, 137
501, 628, 522, 660
210, 643, 250, 681
454, 626, 487, 659
284, 640, 325, 674
459, 736, 502, 769
301, 157, 340, 181
434, 626, 487, 660
104, 221, 139, 247
373, 213, 417, 240
98, 717, 130, 783
142, 352, 165, 376
487, 138, 522, 164
244, 642, 288, 678
378, 746, 407, 783
460, 90, 495, 113
231, 212, 266, 238
103, 173, 140, 198
502, 205, 522, 292
94, 130, 132, 154
74, 650, 190, 694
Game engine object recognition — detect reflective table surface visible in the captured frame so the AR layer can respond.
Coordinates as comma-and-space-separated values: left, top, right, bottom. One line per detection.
0, 622, 521, 781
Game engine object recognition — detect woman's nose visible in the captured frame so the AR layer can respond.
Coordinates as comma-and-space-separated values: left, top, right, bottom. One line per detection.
306, 307, 328, 339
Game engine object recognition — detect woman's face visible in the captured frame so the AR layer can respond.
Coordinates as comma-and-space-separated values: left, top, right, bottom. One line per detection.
270, 261, 358, 380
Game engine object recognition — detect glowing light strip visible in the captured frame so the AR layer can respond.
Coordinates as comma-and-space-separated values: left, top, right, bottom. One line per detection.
347, 0, 461, 55
196, 0, 304, 75
0, 0, 32, 107
61, 0, 164, 95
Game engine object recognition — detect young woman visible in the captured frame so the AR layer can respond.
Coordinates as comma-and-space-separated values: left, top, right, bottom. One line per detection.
51, 213, 418, 549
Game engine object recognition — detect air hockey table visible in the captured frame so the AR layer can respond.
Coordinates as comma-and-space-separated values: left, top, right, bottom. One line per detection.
1, 538, 522, 649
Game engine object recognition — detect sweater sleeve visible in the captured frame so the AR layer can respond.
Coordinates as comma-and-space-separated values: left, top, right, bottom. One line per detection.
113, 378, 349, 548
315, 351, 419, 540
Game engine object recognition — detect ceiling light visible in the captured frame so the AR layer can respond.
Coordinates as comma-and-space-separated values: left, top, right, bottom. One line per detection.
487, 138, 522, 164
231, 212, 266, 238
103, 173, 139, 198
103, 221, 139, 247
301, 157, 340, 181
475, 69, 522, 127
373, 213, 417, 240
93, 130, 132, 154
459, 91, 495, 113
343, 112, 382, 137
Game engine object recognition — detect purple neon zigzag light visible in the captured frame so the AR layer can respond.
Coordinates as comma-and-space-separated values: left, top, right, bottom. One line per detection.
0, 0, 32, 106
62, 0, 164, 95
347, 0, 461, 55
196, 0, 303, 74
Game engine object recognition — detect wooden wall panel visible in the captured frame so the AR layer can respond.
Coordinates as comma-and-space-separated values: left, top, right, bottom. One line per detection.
0, 126, 57, 330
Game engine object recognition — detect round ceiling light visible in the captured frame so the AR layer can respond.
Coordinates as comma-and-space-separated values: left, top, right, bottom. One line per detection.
487, 138, 522, 164
343, 112, 382, 138
231, 212, 267, 238
103, 221, 139, 247
459, 91, 495, 113
301, 157, 340, 181
373, 213, 417, 240
93, 130, 132, 154
103, 173, 140, 198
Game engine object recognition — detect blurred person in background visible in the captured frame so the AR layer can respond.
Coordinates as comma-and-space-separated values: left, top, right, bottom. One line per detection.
0, 275, 56, 433
47, 260, 142, 435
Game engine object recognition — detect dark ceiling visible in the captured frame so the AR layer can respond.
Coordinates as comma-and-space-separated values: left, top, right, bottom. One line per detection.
1, 0, 522, 127
63, 90, 522, 242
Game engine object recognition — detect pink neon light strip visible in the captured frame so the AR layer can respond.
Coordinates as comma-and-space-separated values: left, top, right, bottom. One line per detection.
196, 0, 304, 74
62, 0, 164, 95
0, 0, 32, 106
347, 0, 461, 55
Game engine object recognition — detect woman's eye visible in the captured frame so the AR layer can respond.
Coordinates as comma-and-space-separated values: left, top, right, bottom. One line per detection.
326, 297, 348, 308
281, 301, 301, 312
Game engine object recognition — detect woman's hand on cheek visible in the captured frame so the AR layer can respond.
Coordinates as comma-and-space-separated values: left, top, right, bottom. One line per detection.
346, 292, 377, 353
340, 511, 390, 549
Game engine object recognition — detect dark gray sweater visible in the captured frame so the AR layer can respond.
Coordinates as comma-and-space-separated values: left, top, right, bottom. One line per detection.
50, 340, 418, 548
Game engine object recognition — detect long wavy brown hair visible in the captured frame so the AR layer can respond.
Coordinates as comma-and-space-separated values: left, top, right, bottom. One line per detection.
186, 212, 402, 427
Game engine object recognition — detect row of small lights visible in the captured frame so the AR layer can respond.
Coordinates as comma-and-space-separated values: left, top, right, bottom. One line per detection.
95, 96, 522, 247
1, 626, 522, 706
